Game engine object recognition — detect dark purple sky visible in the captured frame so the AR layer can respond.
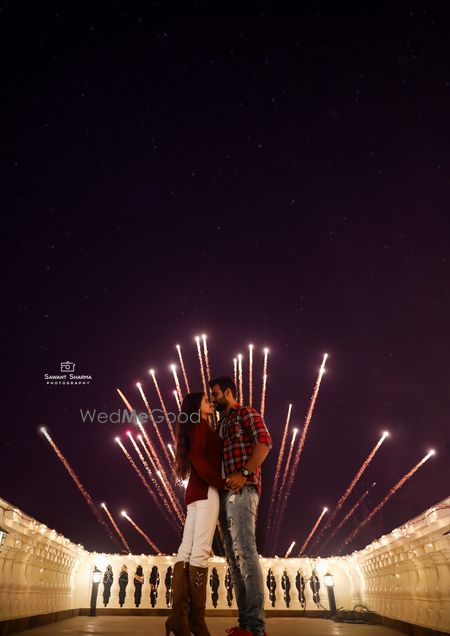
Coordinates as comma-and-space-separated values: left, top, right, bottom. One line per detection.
1, 5, 449, 557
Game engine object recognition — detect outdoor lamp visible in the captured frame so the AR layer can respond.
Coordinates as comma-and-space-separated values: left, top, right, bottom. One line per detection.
323, 572, 337, 617
90, 566, 102, 616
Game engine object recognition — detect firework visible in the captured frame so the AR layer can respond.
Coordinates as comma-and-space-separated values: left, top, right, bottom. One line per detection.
319, 484, 375, 553
313, 431, 389, 548
136, 434, 185, 524
173, 390, 181, 411
121, 511, 161, 554
100, 503, 131, 553
171, 364, 183, 403
195, 335, 208, 395
339, 451, 436, 552
270, 354, 328, 551
238, 353, 243, 403
40, 427, 113, 540
176, 344, 191, 393
115, 436, 174, 527
265, 403, 293, 549
127, 431, 181, 525
284, 540, 296, 558
120, 385, 171, 468
201, 334, 212, 382
260, 348, 269, 417
233, 357, 238, 390
299, 507, 328, 556
167, 443, 175, 459
248, 344, 254, 407
149, 369, 176, 444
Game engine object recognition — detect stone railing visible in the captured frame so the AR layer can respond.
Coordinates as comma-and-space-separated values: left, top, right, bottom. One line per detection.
1, 496, 449, 633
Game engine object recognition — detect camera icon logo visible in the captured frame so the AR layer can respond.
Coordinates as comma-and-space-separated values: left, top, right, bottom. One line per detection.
60, 361, 76, 372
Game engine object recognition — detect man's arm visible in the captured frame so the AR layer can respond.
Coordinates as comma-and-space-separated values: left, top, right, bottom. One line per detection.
226, 442, 269, 490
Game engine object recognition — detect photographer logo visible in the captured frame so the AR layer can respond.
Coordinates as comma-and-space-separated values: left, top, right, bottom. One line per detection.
60, 361, 75, 372
44, 361, 93, 386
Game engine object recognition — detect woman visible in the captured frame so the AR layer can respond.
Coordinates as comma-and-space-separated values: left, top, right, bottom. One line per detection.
102, 564, 113, 607
118, 565, 128, 607
166, 392, 226, 636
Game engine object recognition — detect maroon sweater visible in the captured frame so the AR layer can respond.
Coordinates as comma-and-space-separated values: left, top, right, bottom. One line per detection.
185, 418, 226, 506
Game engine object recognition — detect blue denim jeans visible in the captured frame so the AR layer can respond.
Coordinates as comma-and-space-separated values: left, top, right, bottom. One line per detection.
219, 486, 265, 636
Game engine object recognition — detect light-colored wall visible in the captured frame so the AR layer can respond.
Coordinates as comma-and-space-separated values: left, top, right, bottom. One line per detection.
1, 496, 449, 633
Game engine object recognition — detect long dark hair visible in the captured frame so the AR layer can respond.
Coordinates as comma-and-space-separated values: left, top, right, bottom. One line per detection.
175, 392, 203, 479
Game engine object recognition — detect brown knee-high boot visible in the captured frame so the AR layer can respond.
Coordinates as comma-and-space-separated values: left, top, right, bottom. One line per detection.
188, 565, 211, 636
165, 561, 190, 636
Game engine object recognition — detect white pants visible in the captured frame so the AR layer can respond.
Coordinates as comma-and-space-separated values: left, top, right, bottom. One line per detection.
176, 486, 219, 568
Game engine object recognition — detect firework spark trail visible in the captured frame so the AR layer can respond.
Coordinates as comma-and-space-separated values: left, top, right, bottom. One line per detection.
299, 507, 328, 556
117, 388, 133, 412
338, 450, 436, 553
137, 434, 185, 524
195, 335, 208, 396
115, 437, 174, 527
149, 369, 176, 444
238, 354, 243, 403
173, 390, 181, 411
233, 358, 238, 391
171, 365, 183, 403
270, 353, 328, 551
101, 503, 131, 553
313, 431, 389, 549
265, 403, 293, 550
121, 511, 160, 553
267, 427, 298, 549
248, 344, 254, 407
176, 344, 191, 393
167, 443, 175, 459
201, 334, 212, 382
40, 427, 113, 539
319, 485, 373, 553
260, 348, 269, 417
126, 431, 180, 525
119, 385, 171, 468
284, 540, 296, 558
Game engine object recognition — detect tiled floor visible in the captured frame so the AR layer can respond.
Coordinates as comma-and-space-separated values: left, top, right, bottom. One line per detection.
10, 615, 405, 635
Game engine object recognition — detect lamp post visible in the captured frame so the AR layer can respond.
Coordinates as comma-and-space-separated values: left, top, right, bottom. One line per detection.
90, 566, 102, 616
323, 572, 337, 617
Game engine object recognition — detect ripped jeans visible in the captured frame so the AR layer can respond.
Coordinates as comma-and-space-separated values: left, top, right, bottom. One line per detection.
219, 486, 265, 636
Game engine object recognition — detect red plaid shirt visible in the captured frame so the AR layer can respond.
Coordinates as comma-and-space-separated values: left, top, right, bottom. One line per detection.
218, 402, 272, 494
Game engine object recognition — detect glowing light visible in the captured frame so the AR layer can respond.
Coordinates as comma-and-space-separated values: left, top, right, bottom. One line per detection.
149, 369, 176, 443
233, 357, 238, 390
40, 427, 113, 540
134, 382, 172, 466
167, 443, 175, 460
237, 353, 243, 403
115, 436, 176, 527
260, 348, 269, 417
171, 364, 183, 404
195, 334, 208, 396
313, 429, 389, 549
299, 507, 328, 556
284, 540, 296, 558
339, 450, 436, 552
100, 502, 131, 553
270, 353, 328, 552
176, 344, 191, 393
120, 511, 160, 553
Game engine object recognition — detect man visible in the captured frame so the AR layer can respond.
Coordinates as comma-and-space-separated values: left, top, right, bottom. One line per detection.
209, 376, 272, 636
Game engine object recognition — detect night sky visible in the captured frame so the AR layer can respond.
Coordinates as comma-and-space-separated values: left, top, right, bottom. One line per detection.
1, 4, 449, 558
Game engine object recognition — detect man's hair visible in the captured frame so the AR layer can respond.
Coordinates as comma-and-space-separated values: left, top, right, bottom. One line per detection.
209, 376, 237, 399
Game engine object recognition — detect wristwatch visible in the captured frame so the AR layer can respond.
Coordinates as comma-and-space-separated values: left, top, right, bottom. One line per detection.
240, 466, 252, 478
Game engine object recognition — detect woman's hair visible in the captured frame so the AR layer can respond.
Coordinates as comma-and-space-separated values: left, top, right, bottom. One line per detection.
175, 392, 203, 479
136, 565, 143, 576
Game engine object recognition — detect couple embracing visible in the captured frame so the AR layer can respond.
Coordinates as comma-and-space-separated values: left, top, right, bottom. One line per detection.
165, 375, 272, 636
